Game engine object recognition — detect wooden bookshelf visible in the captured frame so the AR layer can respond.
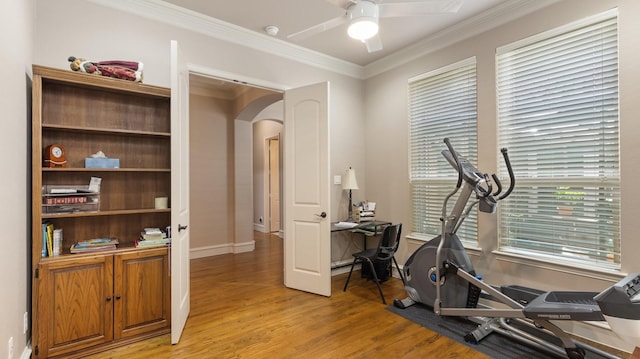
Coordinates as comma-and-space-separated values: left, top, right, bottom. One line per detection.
31, 65, 171, 358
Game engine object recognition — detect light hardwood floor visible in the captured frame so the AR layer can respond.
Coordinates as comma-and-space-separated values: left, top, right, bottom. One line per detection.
85, 232, 488, 358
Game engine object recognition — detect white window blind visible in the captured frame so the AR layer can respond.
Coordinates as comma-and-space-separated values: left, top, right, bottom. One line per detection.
496, 11, 620, 269
409, 58, 478, 243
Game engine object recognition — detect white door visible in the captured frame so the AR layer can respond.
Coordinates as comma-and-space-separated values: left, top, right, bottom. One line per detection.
170, 40, 190, 344
284, 82, 331, 296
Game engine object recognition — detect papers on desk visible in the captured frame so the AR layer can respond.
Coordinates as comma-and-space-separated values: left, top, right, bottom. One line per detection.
334, 221, 358, 229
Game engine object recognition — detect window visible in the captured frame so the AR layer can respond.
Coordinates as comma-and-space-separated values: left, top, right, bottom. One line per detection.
496, 10, 620, 269
409, 58, 478, 243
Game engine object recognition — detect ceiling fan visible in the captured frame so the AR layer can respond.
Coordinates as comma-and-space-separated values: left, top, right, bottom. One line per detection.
287, 0, 463, 53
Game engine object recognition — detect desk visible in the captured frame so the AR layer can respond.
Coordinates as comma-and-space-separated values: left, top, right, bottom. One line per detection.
331, 220, 391, 249
331, 221, 391, 270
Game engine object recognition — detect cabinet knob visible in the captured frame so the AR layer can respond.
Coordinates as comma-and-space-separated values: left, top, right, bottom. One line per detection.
115, 295, 121, 300
106, 296, 112, 302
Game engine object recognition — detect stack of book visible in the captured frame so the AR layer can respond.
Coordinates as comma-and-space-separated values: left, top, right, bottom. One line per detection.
70, 238, 119, 253
136, 227, 171, 248
41, 221, 63, 257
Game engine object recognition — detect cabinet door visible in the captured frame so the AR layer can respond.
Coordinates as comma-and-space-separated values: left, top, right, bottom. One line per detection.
37, 256, 114, 358
114, 248, 170, 339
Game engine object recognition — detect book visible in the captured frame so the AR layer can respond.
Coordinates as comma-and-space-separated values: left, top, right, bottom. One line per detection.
46, 223, 54, 257
52, 228, 63, 256
73, 238, 119, 247
70, 237, 119, 253
41, 222, 49, 257
49, 188, 78, 194
141, 227, 167, 240
135, 237, 171, 248
44, 196, 88, 205
70, 243, 117, 253
141, 232, 165, 240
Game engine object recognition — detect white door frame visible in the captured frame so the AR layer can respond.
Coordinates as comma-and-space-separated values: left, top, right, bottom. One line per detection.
189, 66, 288, 247
188, 65, 331, 296
265, 135, 281, 233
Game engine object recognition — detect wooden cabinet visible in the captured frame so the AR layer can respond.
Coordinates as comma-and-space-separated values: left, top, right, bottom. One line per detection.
36, 249, 170, 358
114, 249, 170, 340
31, 65, 172, 358
37, 256, 114, 357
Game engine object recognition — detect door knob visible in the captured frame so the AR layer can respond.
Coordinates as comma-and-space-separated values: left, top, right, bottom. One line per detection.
178, 224, 188, 232
315, 212, 327, 218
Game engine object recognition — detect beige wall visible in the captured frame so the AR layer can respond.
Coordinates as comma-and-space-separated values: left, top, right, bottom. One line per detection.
364, 0, 639, 350
189, 93, 235, 254
1, 1, 34, 358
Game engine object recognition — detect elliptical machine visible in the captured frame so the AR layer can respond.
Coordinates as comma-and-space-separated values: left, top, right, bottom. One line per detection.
394, 138, 629, 359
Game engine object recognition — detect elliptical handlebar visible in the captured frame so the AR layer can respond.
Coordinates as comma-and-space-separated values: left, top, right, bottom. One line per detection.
443, 138, 463, 189
491, 174, 503, 197
441, 139, 515, 203
498, 148, 515, 201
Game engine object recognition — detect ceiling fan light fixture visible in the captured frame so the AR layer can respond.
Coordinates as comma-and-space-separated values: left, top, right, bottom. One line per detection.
348, 18, 378, 41
347, 1, 379, 41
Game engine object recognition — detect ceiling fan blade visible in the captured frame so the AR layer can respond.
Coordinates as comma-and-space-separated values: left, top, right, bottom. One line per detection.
324, 0, 354, 8
365, 34, 383, 53
378, 0, 463, 18
287, 15, 348, 41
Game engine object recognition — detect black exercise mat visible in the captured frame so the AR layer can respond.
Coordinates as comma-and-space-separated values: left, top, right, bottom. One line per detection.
386, 303, 614, 359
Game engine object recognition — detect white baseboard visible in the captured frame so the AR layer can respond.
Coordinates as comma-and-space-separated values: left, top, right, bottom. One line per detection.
253, 223, 266, 233
21, 345, 31, 359
233, 240, 255, 253
554, 320, 635, 355
331, 260, 357, 276
190, 240, 255, 259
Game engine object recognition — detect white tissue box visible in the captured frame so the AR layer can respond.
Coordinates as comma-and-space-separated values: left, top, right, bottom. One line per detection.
85, 158, 120, 168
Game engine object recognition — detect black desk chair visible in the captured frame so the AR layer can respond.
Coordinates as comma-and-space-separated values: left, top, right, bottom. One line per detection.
343, 223, 404, 304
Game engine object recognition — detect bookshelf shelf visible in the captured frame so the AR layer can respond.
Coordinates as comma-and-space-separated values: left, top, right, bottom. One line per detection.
42, 123, 171, 137
42, 208, 171, 219
38, 242, 169, 262
31, 65, 171, 358
43, 167, 171, 172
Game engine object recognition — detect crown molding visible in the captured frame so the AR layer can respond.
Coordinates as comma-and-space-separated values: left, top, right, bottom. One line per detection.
363, 0, 561, 78
88, 0, 559, 81
87, 0, 365, 79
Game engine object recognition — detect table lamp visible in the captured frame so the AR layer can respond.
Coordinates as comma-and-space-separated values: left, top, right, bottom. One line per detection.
343, 167, 359, 221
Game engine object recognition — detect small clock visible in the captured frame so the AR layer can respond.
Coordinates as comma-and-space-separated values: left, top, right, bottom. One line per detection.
44, 144, 67, 168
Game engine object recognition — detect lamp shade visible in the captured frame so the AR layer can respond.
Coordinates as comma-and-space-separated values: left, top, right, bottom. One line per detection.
343, 167, 359, 190
347, 1, 379, 41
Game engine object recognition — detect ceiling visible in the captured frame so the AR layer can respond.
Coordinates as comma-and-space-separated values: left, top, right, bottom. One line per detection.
161, 0, 509, 67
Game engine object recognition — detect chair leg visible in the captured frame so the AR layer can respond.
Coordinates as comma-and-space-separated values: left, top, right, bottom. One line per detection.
393, 256, 405, 285
366, 259, 386, 304
343, 258, 358, 291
